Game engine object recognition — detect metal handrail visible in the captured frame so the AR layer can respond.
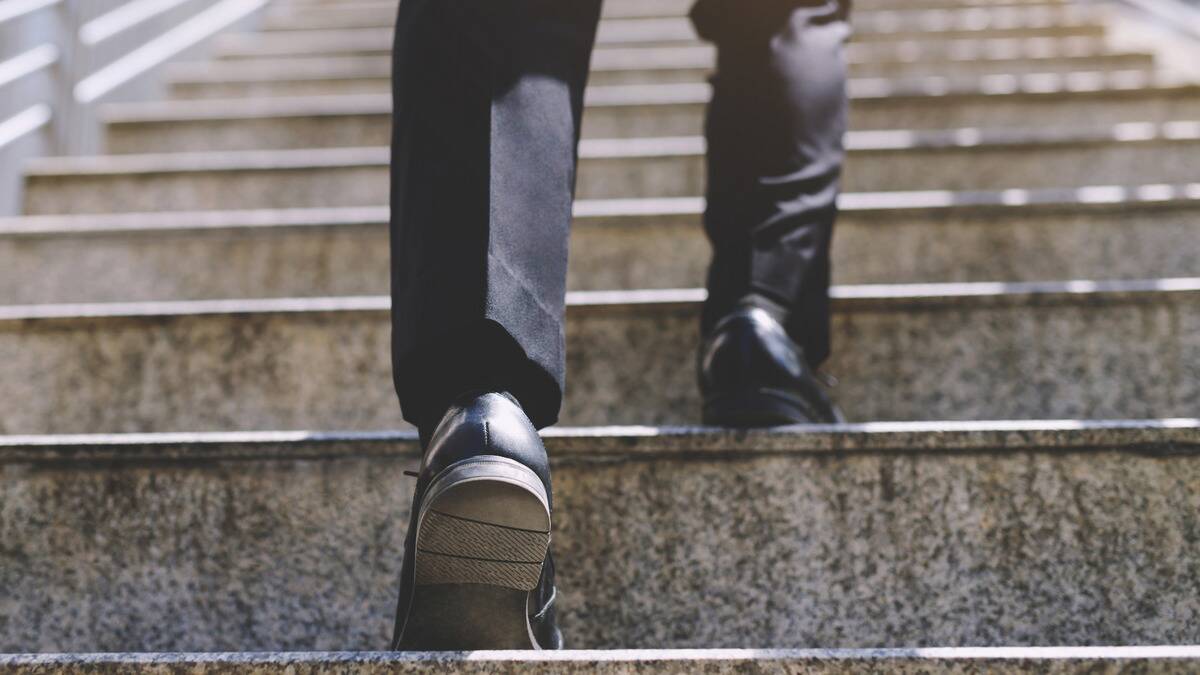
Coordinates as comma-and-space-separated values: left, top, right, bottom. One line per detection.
0, 0, 271, 215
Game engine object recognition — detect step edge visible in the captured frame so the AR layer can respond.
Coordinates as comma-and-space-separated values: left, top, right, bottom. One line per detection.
89, 70, 1200, 122
1, 420, 1198, 465
3, 278, 1200, 322
5, 646, 1200, 666
8, 183, 1200, 238
90, 122, 1200, 156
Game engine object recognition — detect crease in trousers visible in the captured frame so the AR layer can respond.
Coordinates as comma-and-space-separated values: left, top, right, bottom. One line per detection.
389, 0, 852, 435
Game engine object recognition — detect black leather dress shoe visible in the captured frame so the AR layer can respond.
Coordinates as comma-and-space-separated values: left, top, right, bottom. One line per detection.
699, 306, 845, 426
392, 391, 562, 650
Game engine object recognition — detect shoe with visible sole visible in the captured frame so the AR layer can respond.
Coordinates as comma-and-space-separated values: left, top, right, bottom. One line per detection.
392, 391, 561, 650
699, 306, 845, 426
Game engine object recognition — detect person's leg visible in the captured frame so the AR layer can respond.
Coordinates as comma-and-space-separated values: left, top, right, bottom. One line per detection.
692, 0, 851, 425
694, 0, 850, 365
390, 0, 602, 438
388, 0, 601, 650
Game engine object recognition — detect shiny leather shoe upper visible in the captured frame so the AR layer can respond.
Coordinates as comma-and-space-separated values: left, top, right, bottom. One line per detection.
391, 391, 562, 650
699, 306, 844, 426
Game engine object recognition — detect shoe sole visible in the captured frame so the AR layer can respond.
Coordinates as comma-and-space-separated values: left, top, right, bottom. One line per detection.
397, 456, 551, 650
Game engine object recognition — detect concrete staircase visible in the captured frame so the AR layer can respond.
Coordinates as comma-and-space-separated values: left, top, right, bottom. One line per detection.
2, 0, 1199, 671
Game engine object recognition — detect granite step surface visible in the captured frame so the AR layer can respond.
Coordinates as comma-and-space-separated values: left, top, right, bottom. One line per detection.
5, 648, 1200, 674
273, 0, 1070, 12
1, 422, 1198, 651
593, 15, 1106, 47
597, 0, 1069, 13
98, 116, 1200, 197
209, 26, 1117, 64
6, 186, 1200, 303
164, 49, 1155, 98
248, 21, 1106, 53
522, 17, 1106, 48
1, 280, 1198, 433
255, 2, 1100, 35
580, 76, 1200, 137
91, 73, 1200, 155
265, 0, 1078, 19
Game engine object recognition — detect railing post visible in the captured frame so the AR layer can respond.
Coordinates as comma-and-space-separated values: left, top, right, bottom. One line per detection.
50, 0, 96, 156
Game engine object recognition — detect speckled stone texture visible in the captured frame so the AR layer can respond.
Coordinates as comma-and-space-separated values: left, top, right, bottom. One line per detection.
577, 140, 1200, 199
249, 2, 1100, 36
34, 142, 1200, 215
105, 115, 394, 155
1, 286, 1198, 433
22, 161, 386, 215
170, 77, 392, 100
580, 88, 1200, 138
4, 201, 1199, 304
99, 123, 1200, 196
0, 218, 392, 303
205, 30, 1130, 72
570, 203, 1200, 291
1, 427, 1198, 651
485, 19, 1108, 50
58, 88, 1200, 170
168, 53, 1156, 100
3, 649, 1200, 674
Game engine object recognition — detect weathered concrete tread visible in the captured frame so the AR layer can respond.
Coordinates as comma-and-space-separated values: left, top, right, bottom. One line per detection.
3, 647, 1200, 673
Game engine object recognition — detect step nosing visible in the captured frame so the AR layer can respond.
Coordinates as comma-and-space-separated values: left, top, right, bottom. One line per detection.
163, 50, 1156, 82
5, 181, 1200, 237
7, 646, 1200, 664
0, 207, 391, 236
24, 146, 392, 176
45, 122, 1200, 171
2, 420, 1197, 463
95, 73, 1200, 120
2, 278, 1200, 322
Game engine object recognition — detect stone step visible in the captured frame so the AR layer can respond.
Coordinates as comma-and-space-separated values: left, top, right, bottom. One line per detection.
1, 423, 1198, 651
165, 49, 1157, 99
94, 73, 1200, 157
575, 126, 1200, 197
256, 3, 1100, 36
270, 0, 1070, 14
210, 27, 1118, 66
580, 75, 1200, 137
167, 55, 396, 99
598, 0, 1073, 12
615, 16, 1106, 47
1, 279, 1197, 433
97, 118, 1200, 197
264, 0, 1078, 25
252, 15, 1106, 48
6, 650, 1200, 675
5, 649, 1200, 674
6, 186, 1200, 304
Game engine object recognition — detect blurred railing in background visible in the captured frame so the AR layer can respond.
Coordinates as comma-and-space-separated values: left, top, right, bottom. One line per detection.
0, 0, 270, 214
1117, 0, 1200, 35
0, 0, 1198, 218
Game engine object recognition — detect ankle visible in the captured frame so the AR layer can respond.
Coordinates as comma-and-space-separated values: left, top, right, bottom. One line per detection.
418, 387, 524, 448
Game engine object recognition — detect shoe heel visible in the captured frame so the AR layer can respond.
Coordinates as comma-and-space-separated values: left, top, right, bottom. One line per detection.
399, 456, 551, 649
416, 455, 550, 590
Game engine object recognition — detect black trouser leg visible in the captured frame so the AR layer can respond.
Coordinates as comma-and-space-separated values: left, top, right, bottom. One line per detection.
693, 0, 851, 368
389, 0, 602, 434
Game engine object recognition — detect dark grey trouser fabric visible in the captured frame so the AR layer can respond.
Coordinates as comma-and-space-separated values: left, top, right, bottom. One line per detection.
390, 0, 851, 434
